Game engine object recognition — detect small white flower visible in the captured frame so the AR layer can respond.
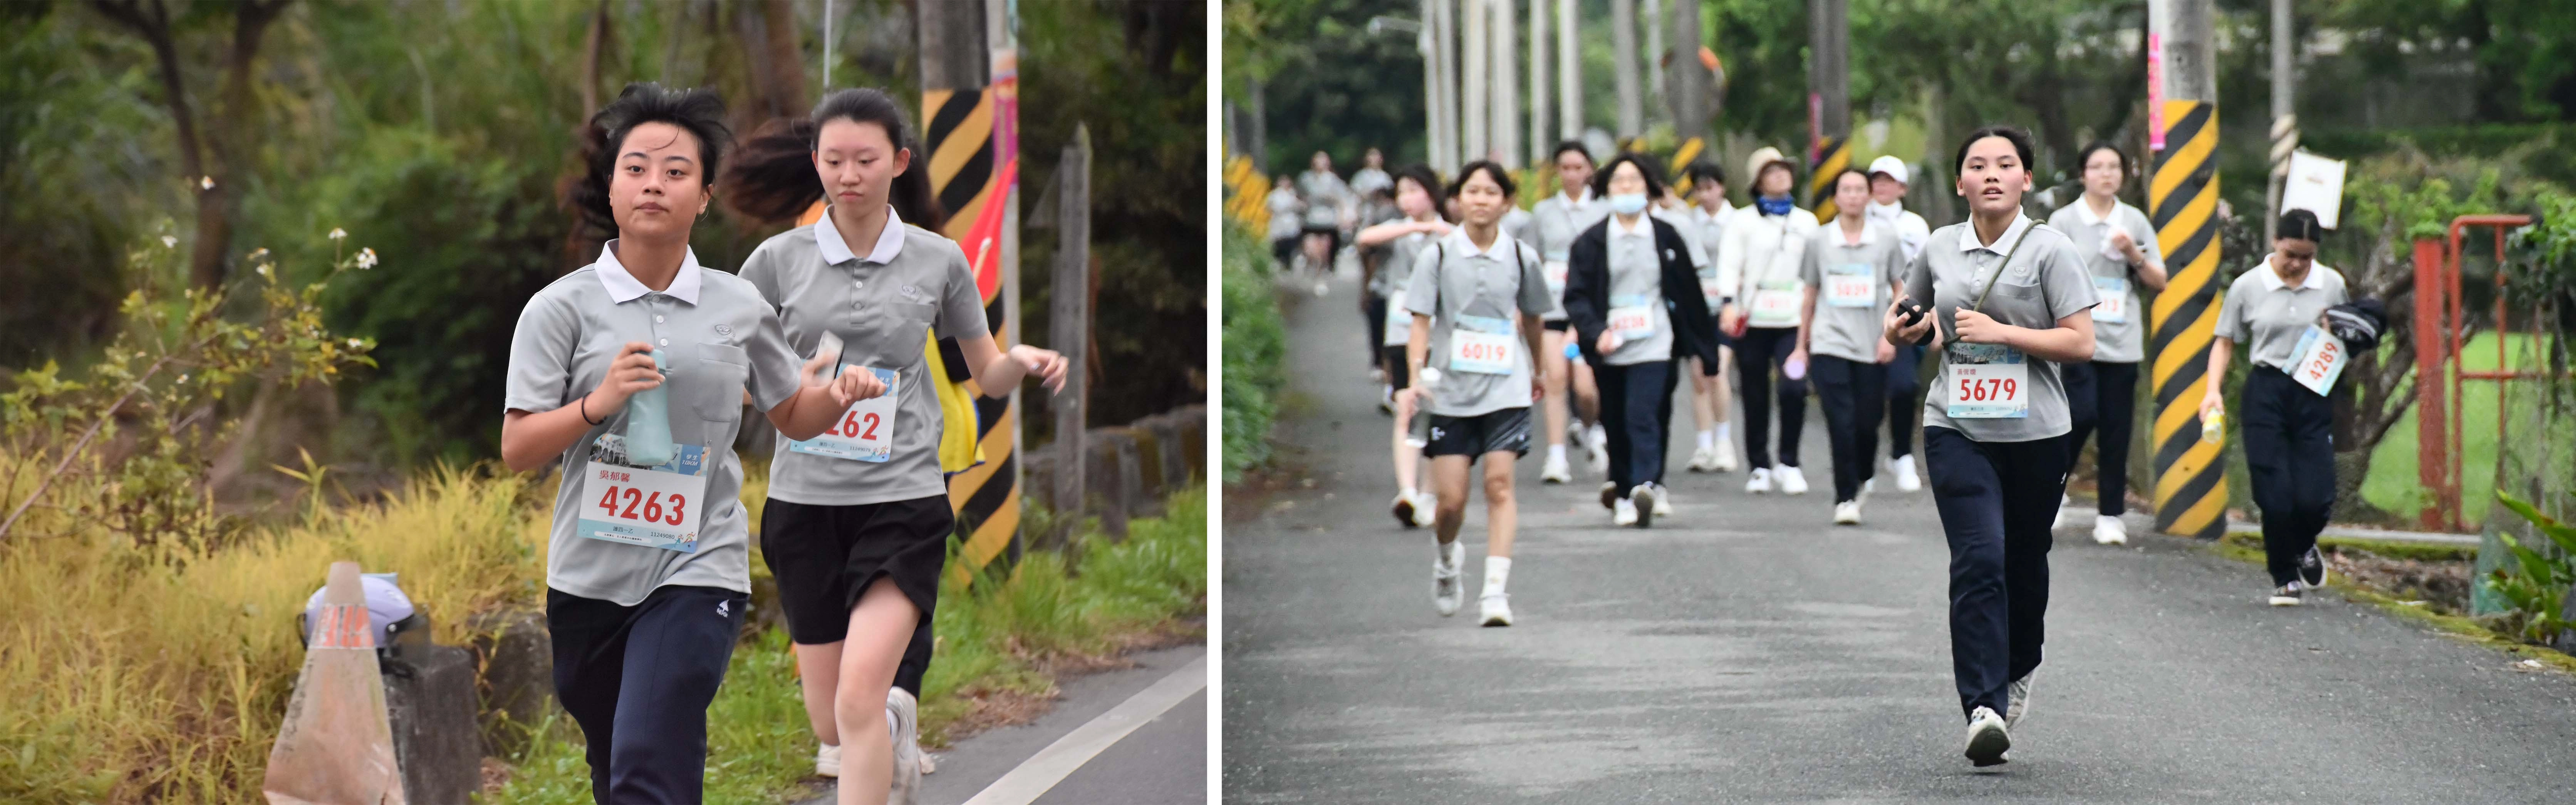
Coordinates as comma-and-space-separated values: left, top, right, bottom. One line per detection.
256, 264, 270, 278
247, 248, 270, 264
200, 176, 214, 190
327, 227, 347, 241
356, 247, 378, 269
177, 374, 188, 384
345, 338, 362, 349
161, 235, 178, 249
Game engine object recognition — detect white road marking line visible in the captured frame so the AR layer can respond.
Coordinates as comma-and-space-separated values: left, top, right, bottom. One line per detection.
959, 655, 1207, 805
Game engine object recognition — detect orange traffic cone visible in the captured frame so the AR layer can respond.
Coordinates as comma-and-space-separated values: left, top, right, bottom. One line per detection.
263, 561, 408, 805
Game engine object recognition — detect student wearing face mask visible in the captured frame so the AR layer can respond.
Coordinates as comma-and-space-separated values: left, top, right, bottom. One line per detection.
1715, 147, 1819, 496
1885, 126, 2099, 768
1357, 165, 1454, 529
2046, 142, 2167, 545
1791, 169, 1908, 526
1525, 142, 1613, 484
1563, 154, 1718, 527
2207, 209, 2347, 607
1866, 156, 1931, 492
1677, 162, 1741, 474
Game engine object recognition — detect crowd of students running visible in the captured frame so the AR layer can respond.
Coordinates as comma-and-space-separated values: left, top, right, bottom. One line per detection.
1283, 125, 2384, 769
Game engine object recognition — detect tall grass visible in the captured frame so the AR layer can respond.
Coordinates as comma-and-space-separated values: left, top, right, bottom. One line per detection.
0, 457, 548, 803
1222, 223, 1288, 483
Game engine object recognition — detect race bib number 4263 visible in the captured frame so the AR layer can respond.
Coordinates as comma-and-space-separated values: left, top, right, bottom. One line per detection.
787, 367, 903, 462
577, 437, 709, 553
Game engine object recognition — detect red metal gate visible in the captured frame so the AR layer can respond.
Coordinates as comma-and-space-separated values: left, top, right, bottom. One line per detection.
2411, 214, 2551, 533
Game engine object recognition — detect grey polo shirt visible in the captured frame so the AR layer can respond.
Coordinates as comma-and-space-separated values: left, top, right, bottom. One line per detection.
1800, 219, 1908, 364
2215, 255, 2349, 371
505, 241, 803, 606
1527, 190, 1608, 321
1601, 212, 1708, 365
2046, 199, 2165, 363
1903, 214, 2101, 442
1404, 229, 1551, 417
1368, 224, 1438, 299
740, 207, 991, 507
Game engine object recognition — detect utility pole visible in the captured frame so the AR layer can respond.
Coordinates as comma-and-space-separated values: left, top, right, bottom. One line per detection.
2147, 0, 2227, 541
1418, 3, 1444, 175
1611, 0, 1640, 140
1463, 0, 1488, 163
1493, 0, 1518, 166
1050, 126, 1090, 542
1807, 0, 1851, 221
1558, 0, 1580, 141
1643, 0, 1665, 105
2267, 0, 2296, 242
1430, 0, 1456, 175
1668, 0, 1708, 146
1529, 0, 1548, 166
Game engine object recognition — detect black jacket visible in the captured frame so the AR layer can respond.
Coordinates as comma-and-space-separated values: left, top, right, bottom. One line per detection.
1563, 215, 1721, 372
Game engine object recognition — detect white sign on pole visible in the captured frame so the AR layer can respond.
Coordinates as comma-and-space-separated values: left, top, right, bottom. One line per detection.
2281, 149, 2348, 230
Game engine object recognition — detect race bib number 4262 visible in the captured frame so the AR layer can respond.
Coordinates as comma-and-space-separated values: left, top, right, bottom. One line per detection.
577, 437, 709, 553
787, 367, 902, 462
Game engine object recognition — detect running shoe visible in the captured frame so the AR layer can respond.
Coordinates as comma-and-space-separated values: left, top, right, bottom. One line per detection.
1890, 454, 1921, 492
1479, 593, 1513, 627
1433, 543, 1464, 616
1585, 424, 1609, 467
1649, 483, 1673, 517
889, 687, 924, 804
1628, 485, 1655, 528
2053, 494, 2078, 529
1744, 467, 1773, 494
1833, 501, 1861, 525
2004, 673, 2034, 728
1391, 492, 1420, 529
1686, 444, 1715, 472
1412, 490, 1438, 528
2094, 515, 2128, 546
2299, 546, 2328, 588
1712, 439, 1740, 472
815, 742, 840, 778
1379, 385, 1395, 415
2268, 581, 2305, 607
1613, 496, 1639, 526
1964, 706, 2011, 767
1540, 453, 1573, 484
1314, 279, 1330, 297
1599, 481, 1620, 510
1776, 465, 1810, 495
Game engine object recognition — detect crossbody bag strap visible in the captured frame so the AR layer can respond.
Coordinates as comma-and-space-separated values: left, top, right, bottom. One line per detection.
1942, 221, 2043, 349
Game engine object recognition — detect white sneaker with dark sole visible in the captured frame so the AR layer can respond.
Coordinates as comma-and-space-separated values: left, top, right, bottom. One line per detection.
1391, 493, 1420, 529
1432, 545, 1464, 616
2094, 515, 2128, 545
1629, 485, 1656, 528
1712, 440, 1740, 472
1744, 467, 1773, 494
2268, 581, 2305, 607
1613, 497, 1639, 526
1479, 593, 1513, 627
889, 687, 924, 803
1540, 454, 1573, 484
1964, 706, 2011, 767
1776, 465, 1810, 496
1649, 483, 1673, 517
1598, 481, 1620, 510
2005, 673, 2034, 728
1832, 501, 1862, 525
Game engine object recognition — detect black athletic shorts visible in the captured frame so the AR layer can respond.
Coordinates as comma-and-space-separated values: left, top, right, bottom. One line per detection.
1543, 319, 1570, 333
1425, 407, 1533, 461
758, 495, 952, 645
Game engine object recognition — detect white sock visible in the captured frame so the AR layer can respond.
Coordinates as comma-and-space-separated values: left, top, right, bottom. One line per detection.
1696, 430, 1714, 451
1400, 486, 1418, 499
1483, 556, 1512, 596
1437, 540, 1462, 570
1547, 444, 1567, 463
1715, 422, 1732, 443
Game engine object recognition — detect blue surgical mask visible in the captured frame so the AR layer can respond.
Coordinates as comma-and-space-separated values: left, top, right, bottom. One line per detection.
1610, 193, 1649, 215
1756, 196, 1795, 217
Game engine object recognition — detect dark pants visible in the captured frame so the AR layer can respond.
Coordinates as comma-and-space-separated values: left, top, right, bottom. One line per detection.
1732, 326, 1807, 468
1924, 427, 2068, 718
1812, 355, 1887, 503
1365, 295, 1389, 371
2063, 361, 2140, 516
1595, 359, 1677, 496
547, 584, 749, 805
1886, 344, 1924, 459
2243, 366, 2337, 585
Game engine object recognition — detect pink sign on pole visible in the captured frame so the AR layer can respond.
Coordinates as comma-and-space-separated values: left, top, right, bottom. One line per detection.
2147, 33, 2165, 151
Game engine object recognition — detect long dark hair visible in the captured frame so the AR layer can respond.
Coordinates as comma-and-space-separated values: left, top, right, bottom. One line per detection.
1590, 152, 1667, 201
1391, 163, 1446, 220
564, 82, 733, 241
716, 88, 946, 231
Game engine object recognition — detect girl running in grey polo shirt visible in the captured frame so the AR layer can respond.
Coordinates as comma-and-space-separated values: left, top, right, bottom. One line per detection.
2046, 141, 2169, 545
738, 89, 1067, 805
1355, 165, 1453, 530
1792, 169, 1908, 525
1885, 126, 2099, 768
501, 84, 884, 805
1525, 141, 1612, 483
2206, 209, 2347, 607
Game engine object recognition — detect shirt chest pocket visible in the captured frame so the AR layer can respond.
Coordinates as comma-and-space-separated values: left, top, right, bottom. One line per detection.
853, 303, 938, 367
693, 342, 750, 422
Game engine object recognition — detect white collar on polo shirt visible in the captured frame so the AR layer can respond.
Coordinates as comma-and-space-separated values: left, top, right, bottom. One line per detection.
1612, 212, 1653, 238
1444, 227, 1514, 260
2072, 196, 2118, 227
1560, 188, 1593, 208
2254, 254, 2332, 291
1833, 217, 1880, 246
594, 239, 704, 304
1957, 212, 2035, 257
815, 205, 907, 265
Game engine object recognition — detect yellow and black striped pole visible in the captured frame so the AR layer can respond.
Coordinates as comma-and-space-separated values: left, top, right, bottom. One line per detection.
1667, 137, 1705, 194
1808, 134, 1849, 223
2147, 99, 2228, 539
924, 84, 1021, 576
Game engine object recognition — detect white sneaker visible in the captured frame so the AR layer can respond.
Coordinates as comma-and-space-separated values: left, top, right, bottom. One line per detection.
1540, 452, 1573, 484
1628, 485, 1656, 528
1313, 279, 1330, 297
1833, 501, 1862, 525
1369, 366, 1387, 384
1479, 593, 1513, 627
1432, 543, 1464, 616
815, 742, 841, 778
1964, 706, 2011, 767
2268, 581, 2305, 607
1744, 467, 1773, 494
1585, 424, 1609, 467
1390, 492, 1420, 530
1890, 454, 1921, 492
1378, 385, 1395, 415
1613, 496, 1639, 526
888, 687, 924, 803
2004, 673, 2034, 729
1712, 439, 1740, 472
1598, 481, 1619, 510
1685, 444, 1714, 472
2053, 494, 2078, 529
1776, 465, 1809, 495
1649, 483, 1673, 516
1413, 491, 1438, 528
2094, 515, 2128, 545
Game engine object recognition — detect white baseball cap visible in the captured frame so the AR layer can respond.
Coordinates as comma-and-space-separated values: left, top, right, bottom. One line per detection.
1867, 155, 1910, 186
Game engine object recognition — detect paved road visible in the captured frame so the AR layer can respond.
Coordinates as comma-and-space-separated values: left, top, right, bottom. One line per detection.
797, 643, 1205, 805
1221, 267, 2576, 803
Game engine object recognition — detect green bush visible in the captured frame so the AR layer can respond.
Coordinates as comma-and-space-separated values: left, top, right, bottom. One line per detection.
1221, 224, 1286, 483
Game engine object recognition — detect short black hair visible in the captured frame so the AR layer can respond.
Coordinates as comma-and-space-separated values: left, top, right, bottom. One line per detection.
1833, 168, 1872, 194
1551, 140, 1594, 167
2076, 140, 2130, 177
594, 82, 732, 188
1591, 152, 1666, 201
1392, 164, 1445, 203
1684, 161, 1726, 188
2277, 208, 2325, 242
1953, 125, 2036, 176
1451, 160, 1517, 199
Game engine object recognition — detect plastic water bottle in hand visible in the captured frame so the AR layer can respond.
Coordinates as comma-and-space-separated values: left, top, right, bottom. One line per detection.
624, 350, 676, 467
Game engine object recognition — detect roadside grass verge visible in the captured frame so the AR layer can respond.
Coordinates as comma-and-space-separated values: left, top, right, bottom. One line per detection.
2208, 531, 2576, 674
